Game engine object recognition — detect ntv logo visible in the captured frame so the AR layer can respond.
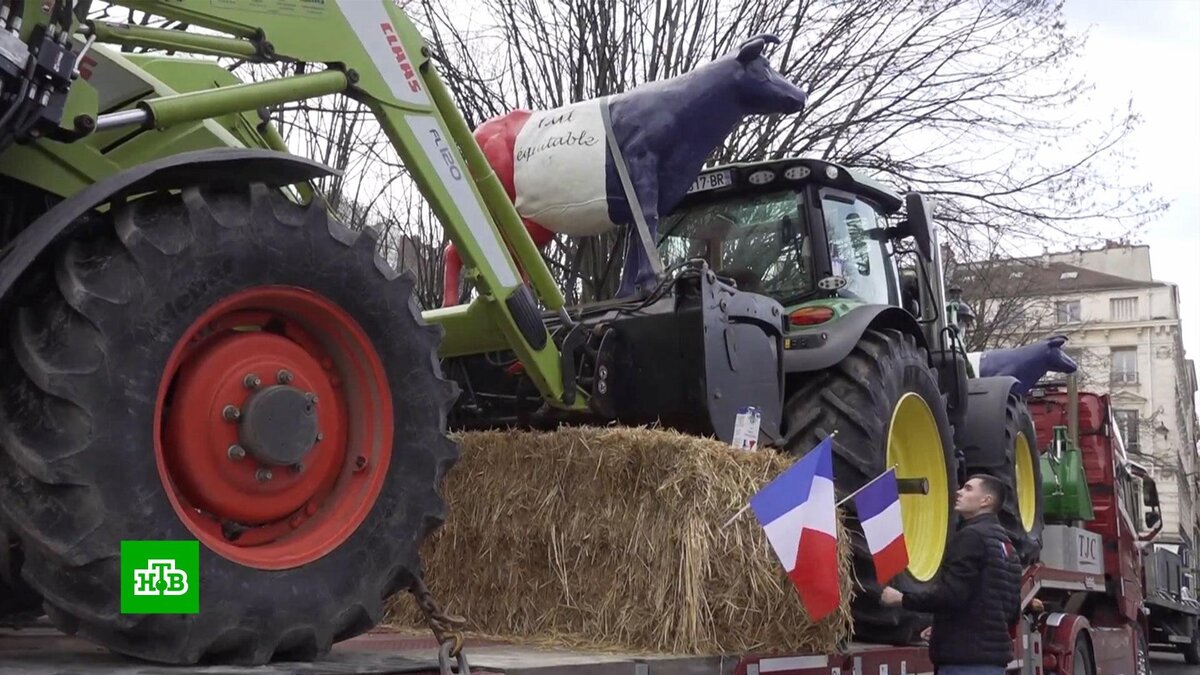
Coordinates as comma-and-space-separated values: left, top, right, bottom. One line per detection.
121, 541, 199, 614
133, 559, 189, 596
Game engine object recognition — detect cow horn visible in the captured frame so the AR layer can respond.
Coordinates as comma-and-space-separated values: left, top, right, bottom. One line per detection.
737, 34, 780, 63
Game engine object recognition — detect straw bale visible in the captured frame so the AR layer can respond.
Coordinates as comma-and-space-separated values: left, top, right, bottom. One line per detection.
385, 425, 855, 655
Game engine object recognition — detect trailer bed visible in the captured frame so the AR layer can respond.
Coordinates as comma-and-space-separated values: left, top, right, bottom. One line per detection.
0, 623, 939, 675
4, 562, 1107, 675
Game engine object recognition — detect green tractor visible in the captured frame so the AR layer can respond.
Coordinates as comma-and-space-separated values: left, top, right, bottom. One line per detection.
0, 0, 1044, 665
447, 156, 1049, 644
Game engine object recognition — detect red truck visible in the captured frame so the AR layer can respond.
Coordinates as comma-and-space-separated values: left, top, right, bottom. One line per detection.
5, 378, 1178, 675
1018, 381, 1159, 675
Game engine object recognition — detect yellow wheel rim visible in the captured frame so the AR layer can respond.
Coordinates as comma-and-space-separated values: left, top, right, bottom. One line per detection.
1016, 431, 1037, 532
885, 392, 949, 582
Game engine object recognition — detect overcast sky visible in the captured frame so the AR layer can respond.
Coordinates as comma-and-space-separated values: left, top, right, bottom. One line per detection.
1061, 0, 1200, 388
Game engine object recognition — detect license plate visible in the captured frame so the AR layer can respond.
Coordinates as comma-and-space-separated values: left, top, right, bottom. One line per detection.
686, 169, 732, 194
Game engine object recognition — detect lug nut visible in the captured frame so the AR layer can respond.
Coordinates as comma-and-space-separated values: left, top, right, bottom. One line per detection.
243, 373, 262, 389
290, 463, 304, 474
354, 456, 368, 471
222, 405, 240, 421
227, 444, 246, 461
316, 432, 324, 442
305, 392, 319, 404
277, 369, 293, 384
256, 468, 273, 482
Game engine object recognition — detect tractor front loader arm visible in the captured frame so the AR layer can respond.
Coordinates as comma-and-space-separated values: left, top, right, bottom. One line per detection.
87, 0, 577, 406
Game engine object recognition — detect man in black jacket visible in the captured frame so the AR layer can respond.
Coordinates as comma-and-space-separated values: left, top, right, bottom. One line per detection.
880, 474, 1023, 675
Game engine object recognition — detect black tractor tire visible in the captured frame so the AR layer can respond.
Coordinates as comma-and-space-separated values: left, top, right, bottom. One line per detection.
0, 525, 42, 620
784, 328, 958, 645
961, 393, 1044, 565
0, 182, 459, 664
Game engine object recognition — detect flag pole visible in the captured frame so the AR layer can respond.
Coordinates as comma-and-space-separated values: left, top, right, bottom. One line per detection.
721, 430, 839, 530
835, 464, 898, 508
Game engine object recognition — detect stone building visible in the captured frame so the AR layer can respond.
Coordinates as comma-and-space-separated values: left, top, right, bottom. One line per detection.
954, 242, 1200, 558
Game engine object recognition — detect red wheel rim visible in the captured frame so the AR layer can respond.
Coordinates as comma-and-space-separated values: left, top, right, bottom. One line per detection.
154, 286, 393, 569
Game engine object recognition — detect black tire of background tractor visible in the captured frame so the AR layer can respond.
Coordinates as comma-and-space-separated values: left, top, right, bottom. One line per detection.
962, 395, 1044, 566
1134, 627, 1151, 675
784, 328, 958, 645
1074, 632, 1096, 675
0, 525, 42, 619
1181, 616, 1200, 665
0, 183, 459, 664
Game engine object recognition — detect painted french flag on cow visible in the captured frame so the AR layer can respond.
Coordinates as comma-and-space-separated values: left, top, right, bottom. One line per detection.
854, 468, 909, 585
749, 435, 840, 622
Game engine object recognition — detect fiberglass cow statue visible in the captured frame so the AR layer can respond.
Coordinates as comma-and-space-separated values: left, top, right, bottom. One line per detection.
441, 34, 808, 306
970, 335, 1079, 396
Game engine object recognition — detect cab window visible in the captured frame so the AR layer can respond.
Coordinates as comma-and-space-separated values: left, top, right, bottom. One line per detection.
820, 191, 892, 305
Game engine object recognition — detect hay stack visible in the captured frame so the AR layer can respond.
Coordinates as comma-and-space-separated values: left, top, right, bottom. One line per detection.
386, 426, 854, 655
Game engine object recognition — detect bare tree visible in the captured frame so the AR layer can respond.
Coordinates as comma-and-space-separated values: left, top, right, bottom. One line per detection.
81, 0, 1168, 309
412, 0, 1166, 298
946, 256, 1081, 348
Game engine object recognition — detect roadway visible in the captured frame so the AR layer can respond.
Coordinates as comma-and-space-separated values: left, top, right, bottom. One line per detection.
1150, 649, 1193, 674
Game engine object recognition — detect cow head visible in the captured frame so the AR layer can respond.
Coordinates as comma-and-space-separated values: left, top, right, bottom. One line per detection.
977, 335, 1080, 396
1038, 335, 1079, 374
732, 34, 807, 114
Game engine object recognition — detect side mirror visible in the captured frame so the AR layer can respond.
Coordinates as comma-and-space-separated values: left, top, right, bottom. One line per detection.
895, 192, 934, 261
1145, 511, 1161, 528
1143, 480, 1160, 507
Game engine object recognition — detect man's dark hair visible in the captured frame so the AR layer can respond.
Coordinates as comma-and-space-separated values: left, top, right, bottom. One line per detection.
968, 473, 1007, 512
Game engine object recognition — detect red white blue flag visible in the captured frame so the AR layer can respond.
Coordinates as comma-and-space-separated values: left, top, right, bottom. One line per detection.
854, 467, 909, 585
749, 435, 840, 621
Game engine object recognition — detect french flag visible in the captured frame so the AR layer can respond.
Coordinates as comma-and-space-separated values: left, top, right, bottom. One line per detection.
853, 468, 909, 585
749, 436, 840, 622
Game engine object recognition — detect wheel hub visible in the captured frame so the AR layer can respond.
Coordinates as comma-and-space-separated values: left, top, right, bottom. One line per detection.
162, 329, 339, 526
885, 392, 950, 583
154, 286, 394, 569
239, 384, 320, 467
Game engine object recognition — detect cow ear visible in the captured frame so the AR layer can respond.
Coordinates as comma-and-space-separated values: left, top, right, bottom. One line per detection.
737, 34, 779, 64
737, 39, 764, 64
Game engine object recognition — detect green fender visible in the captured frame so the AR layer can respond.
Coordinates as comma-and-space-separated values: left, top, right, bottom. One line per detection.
782, 304, 927, 374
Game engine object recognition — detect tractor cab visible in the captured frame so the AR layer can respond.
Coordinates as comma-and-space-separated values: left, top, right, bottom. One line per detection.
656, 157, 942, 334
657, 157, 976, 438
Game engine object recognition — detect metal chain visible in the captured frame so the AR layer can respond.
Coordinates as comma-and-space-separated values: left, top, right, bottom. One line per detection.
410, 575, 469, 671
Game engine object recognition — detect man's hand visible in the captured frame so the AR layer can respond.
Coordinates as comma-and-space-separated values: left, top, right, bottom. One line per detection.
921, 626, 932, 641
880, 586, 904, 607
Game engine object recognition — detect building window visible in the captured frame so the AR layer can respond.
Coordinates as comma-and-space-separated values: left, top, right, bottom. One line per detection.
1057, 300, 1081, 324
1111, 347, 1138, 384
1111, 297, 1138, 322
1114, 409, 1140, 453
